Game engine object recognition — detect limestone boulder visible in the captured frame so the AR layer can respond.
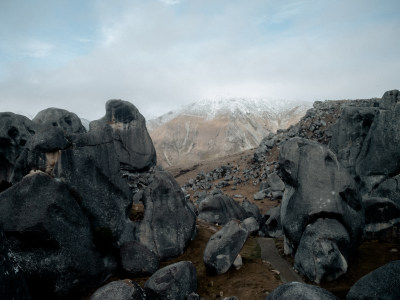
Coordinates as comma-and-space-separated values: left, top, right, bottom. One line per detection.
33, 107, 86, 134
294, 219, 351, 283
203, 220, 248, 275
0, 112, 36, 191
136, 169, 197, 260
279, 137, 364, 255
145, 261, 197, 300
97, 99, 156, 171
0, 172, 107, 299
198, 194, 247, 225
119, 241, 159, 276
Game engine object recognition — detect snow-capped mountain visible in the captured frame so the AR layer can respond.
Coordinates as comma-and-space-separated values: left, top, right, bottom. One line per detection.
147, 98, 312, 167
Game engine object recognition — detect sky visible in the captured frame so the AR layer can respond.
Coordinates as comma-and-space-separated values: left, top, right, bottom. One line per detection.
0, 0, 399, 120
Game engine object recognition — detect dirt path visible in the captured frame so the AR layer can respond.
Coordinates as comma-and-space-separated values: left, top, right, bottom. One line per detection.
257, 237, 304, 284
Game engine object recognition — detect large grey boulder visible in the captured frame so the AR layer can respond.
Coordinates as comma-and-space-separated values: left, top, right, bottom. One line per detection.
51, 126, 132, 247
198, 194, 247, 225
203, 220, 248, 275
145, 261, 197, 300
355, 90, 400, 193
119, 241, 160, 276
11, 119, 133, 247
329, 106, 378, 177
33, 107, 86, 133
0, 112, 36, 191
266, 282, 338, 300
136, 169, 197, 260
294, 219, 351, 283
0, 230, 31, 300
97, 99, 156, 171
0, 172, 107, 299
279, 137, 364, 256
90, 280, 146, 300
363, 197, 400, 241
346, 260, 400, 300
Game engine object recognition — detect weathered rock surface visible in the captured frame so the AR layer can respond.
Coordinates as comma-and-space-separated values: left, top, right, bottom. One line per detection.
0, 230, 31, 300
145, 261, 197, 300
0, 172, 107, 299
120, 241, 160, 276
198, 194, 247, 225
203, 220, 248, 275
51, 126, 132, 247
371, 175, 400, 207
98, 99, 156, 171
266, 282, 338, 300
328, 106, 378, 177
0, 112, 36, 190
294, 219, 351, 283
346, 260, 400, 300
33, 107, 86, 134
136, 169, 197, 260
90, 280, 146, 300
279, 137, 364, 255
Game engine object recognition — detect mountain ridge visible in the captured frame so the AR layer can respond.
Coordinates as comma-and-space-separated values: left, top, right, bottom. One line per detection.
147, 98, 312, 167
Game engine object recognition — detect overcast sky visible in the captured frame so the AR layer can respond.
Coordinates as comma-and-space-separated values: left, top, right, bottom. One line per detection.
0, 0, 399, 120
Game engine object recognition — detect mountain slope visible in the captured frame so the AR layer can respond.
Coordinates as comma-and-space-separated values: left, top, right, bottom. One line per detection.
148, 98, 311, 167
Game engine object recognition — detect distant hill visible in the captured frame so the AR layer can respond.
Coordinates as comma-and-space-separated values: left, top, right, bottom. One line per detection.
147, 98, 311, 167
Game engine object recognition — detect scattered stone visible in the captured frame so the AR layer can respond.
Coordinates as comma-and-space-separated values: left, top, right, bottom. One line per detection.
203, 220, 248, 275
233, 254, 243, 270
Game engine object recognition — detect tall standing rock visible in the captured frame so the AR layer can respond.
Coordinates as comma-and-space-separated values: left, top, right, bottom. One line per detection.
98, 99, 156, 171
136, 169, 197, 260
279, 137, 364, 282
0, 113, 36, 191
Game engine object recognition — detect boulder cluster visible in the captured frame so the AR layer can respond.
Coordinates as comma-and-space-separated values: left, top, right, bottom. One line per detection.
1, 91, 400, 299
0, 100, 196, 299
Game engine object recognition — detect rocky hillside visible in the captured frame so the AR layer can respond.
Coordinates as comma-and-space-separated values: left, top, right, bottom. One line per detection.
148, 98, 311, 167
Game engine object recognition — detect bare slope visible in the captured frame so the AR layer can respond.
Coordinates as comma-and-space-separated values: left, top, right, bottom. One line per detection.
148, 98, 310, 167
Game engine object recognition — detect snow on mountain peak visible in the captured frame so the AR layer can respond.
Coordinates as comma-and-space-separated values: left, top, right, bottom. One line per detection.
148, 97, 312, 127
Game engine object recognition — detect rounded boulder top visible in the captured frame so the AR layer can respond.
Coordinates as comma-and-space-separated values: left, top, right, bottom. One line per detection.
104, 99, 143, 124
33, 107, 86, 134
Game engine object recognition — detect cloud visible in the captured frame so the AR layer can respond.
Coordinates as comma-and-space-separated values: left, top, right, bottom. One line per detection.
22, 39, 55, 58
0, 0, 399, 120
159, 0, 181, 5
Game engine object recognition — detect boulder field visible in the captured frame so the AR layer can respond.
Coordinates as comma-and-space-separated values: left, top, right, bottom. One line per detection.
1, 90, 400, 299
